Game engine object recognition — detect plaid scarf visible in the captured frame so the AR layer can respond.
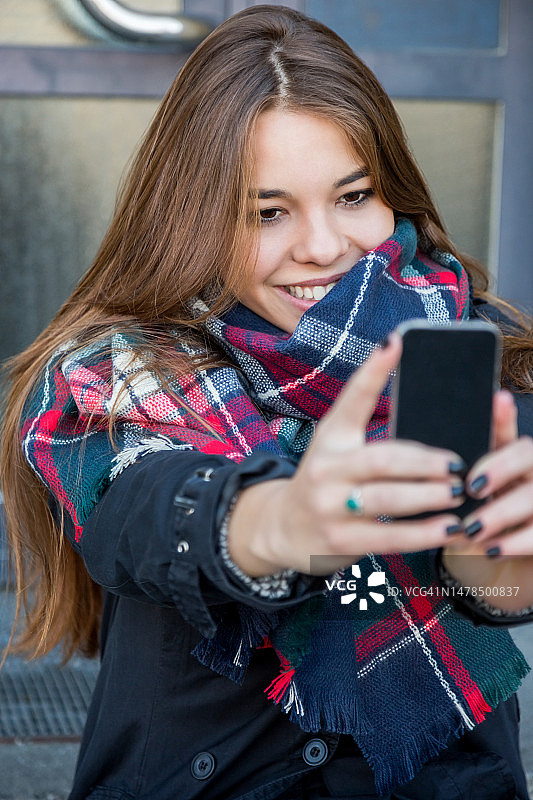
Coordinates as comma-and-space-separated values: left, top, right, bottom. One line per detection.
21, 219, 529, 796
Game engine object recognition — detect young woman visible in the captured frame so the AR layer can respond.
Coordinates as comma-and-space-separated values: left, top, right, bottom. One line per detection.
2, 6, 533, 800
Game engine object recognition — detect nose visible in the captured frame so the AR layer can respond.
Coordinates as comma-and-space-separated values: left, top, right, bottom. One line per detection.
291, 211, 349, 267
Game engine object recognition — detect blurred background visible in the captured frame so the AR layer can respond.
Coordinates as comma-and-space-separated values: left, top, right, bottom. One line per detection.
0, 1, 532, 798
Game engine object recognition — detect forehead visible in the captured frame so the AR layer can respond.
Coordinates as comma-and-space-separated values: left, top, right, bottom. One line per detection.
251, 109, 364, 186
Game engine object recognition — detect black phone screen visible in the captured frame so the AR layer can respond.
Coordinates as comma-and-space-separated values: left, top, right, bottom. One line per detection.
391, 321, 501, 516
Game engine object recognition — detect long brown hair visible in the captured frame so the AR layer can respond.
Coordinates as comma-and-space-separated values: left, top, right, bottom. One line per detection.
2, 4, 532, 661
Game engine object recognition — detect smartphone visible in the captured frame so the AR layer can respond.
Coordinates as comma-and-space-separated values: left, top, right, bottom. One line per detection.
391, 319, 502, 517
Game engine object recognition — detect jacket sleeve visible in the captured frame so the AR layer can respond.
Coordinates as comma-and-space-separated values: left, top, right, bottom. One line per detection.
58, 449, 324, 638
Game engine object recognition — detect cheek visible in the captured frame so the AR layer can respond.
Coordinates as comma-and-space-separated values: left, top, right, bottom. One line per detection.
253, 238, 282, 285
379, 206, 396, 235
239, 233, 274, 293
365, 206, 395, 247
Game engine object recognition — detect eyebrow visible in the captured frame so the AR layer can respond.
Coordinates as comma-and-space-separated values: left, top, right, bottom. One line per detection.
334, 169, 368, 189
253, 168, 369, 200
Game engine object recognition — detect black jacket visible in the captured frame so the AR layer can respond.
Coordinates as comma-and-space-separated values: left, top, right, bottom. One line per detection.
62, 448, 532, 800
60, 301, 533, 800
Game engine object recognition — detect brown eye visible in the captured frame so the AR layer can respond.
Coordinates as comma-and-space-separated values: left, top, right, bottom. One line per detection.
339, 189, 374, 206
259, 208, 283, 224
344, 192, 365, 203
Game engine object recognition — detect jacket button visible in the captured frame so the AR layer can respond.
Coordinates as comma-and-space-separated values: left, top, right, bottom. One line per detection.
302, 738, 328, 766
191, 751, 216, 780
176, 540, 190, 554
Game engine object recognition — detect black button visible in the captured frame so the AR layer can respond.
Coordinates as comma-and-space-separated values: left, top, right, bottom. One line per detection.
302, 738, 328, 766
191, 751, 216, 780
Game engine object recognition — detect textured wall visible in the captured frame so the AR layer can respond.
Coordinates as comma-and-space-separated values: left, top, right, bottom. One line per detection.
0, 97, 158, 362
395, 100, 496, 268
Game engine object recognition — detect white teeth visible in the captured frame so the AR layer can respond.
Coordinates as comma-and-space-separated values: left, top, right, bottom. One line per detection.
285, 281, 338, 300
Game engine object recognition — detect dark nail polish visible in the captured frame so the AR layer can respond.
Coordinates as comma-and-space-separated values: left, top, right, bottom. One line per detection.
469, 474, 488, 494
379, 335, 391, 349
486, 546, 501, 558
446, 524, 464, 536
448, 460, 466, 476
451, 484, 464, 499
464, 520, 483, 538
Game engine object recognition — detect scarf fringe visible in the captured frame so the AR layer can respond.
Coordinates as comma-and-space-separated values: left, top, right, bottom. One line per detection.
192, 607, 280, 686
266, 669, 305, 716
266, 663, 373, 737
109, 435, 193, 481
474, 649, 530, 710
266, 667, 296, 704
360, 707, 468, 798
464, 686, 492, 723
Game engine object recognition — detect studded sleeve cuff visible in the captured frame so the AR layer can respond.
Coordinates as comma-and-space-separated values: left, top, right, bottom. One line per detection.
217, 494, 297, 599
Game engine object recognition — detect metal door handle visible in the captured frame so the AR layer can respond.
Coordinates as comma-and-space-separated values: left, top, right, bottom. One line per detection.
78, 0, 212, 43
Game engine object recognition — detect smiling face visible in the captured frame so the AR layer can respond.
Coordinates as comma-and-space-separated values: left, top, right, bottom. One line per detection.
239, 109, 395, 333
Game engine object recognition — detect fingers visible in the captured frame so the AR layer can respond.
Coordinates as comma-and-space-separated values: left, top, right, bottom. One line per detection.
460, 417, 533, 559
331, 333, 402, 431
316, 439, 465, 483
317, 513, 463, 561
435, 433, 533, 563
491, 390, 518, 450
479, 525, 533, 558
466, 435, 533, 497
462, 481, 533, 541
339, 479, 464, 518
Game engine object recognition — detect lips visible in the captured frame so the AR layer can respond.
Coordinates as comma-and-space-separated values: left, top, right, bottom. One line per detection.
281, 268, 348, 301
285, 282, 337, 300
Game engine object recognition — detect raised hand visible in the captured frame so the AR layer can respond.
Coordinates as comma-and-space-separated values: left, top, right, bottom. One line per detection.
229, 336, 467, 576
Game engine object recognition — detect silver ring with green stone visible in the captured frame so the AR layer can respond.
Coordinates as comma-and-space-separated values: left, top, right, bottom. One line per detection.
345, 488, 364, 516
